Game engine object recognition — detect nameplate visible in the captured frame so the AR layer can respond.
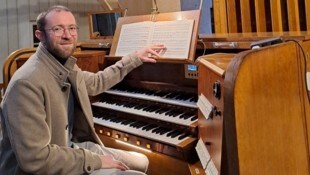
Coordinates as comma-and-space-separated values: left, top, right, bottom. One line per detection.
195, 138, 211, 169
307, 72, 310, 91
197, 94, 213, 120
205, 159, 218, 175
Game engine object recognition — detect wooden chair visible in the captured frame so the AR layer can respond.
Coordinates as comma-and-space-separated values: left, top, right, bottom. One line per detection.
2, 48, 36, 95
213, 0, 310, 33
0, 48, 35, 139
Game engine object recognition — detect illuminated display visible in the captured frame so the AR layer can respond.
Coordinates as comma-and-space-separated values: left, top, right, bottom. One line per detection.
187, 64, 197, 71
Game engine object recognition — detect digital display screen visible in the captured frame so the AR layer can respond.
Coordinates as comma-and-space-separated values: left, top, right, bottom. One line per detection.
187, 64, 197, 71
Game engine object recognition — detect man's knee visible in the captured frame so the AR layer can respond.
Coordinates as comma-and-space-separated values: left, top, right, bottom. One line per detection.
128, 152, 149, 173
91, 169, 147, 175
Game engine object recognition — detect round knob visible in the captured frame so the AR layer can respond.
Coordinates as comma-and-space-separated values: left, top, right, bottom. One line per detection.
213, 81, 221, 99
212, 106, 222, 117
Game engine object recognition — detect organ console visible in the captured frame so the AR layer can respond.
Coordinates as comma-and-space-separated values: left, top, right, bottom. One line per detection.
90, 9, 204, 175
93, 61, 202, 174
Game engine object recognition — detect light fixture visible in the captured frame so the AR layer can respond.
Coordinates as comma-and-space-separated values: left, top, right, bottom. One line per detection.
116, 140, 152, 153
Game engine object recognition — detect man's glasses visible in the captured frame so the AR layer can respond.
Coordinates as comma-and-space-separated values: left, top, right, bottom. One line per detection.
45, 25, 79, 37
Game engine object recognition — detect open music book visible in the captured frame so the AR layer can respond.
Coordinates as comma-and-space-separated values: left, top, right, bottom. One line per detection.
115, 19, 194, 59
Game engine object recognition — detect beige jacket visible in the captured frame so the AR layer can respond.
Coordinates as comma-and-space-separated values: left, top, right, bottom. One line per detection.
0, 43, 142, 175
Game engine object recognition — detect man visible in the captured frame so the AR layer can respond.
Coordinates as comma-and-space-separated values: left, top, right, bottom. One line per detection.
0, 5, 166, 175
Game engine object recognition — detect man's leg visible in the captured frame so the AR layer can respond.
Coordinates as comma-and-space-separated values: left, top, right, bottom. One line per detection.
91, 169, 147, 175
74, 142, 149, 175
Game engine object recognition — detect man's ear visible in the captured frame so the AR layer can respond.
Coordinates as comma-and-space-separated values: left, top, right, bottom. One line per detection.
35, 30, 45, 43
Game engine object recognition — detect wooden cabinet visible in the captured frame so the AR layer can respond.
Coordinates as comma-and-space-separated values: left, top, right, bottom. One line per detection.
197, 42, 310, 174
73, 50, 106, 73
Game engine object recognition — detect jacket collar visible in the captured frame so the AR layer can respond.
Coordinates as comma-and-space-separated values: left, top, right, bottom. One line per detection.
36, 43, 77, 83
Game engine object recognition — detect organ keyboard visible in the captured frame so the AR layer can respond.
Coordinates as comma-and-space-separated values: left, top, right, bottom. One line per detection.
92, 61, 202, 174
105, 85, 198, 108
93, 107, 195, 147
92, 93, 197, 126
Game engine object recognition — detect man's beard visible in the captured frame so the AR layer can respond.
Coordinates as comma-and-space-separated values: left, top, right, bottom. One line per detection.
44, 36, 76, 60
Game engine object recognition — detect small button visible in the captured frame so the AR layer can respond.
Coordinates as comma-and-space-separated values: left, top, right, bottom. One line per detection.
87, 166, 91, 171
146, 144, 151, 149
99, 130, 103, 134
106, 132, 111, 136
61, 86, 67, 92
115, 134, 120, 139
136, 141, 141, 145
123, 137, 128, 141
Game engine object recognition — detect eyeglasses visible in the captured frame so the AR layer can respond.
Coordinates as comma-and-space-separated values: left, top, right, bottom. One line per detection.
45, 25, 79, 36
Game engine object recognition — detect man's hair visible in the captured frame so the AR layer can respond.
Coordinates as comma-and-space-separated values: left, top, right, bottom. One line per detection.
36, 5, 72, 31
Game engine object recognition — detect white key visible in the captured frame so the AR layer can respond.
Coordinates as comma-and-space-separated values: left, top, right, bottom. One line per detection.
105, 89, 197, 108
93, 117, 191, 146
92, 102, 197, 126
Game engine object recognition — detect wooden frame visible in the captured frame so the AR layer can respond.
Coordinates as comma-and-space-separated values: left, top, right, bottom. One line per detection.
87, 9, 126, 39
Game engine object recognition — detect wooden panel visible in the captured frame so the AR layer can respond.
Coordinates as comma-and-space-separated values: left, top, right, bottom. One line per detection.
270, 0, 283, 31
226, 0, 237, 33
199, 31, 310, 50
212, 0, 309, 33
224, 42, 310, 174
254, 0, 266, 32
239, 0, 251, 32
198, 53, 235, 174
213, 0, 228, 33
287, 0, 300, 31
73, 50, 106, 73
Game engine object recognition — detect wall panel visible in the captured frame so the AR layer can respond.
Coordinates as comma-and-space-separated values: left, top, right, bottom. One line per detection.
17, 0, 31, 49
7, 0, 19, 56
0, 0, 102, 82
0, 0, 9, 80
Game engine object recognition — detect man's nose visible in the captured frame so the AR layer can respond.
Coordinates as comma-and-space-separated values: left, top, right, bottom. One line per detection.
62, 29, 72, 38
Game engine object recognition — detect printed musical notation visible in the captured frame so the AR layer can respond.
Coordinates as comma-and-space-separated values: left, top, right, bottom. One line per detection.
115, 20, 194, 59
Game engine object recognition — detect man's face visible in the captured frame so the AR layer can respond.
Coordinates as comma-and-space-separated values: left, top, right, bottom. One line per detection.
40, 10, 78, 59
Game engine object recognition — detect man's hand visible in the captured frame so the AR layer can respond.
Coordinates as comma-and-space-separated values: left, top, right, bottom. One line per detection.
135, 45, 166, 63
100, 154, 129, 171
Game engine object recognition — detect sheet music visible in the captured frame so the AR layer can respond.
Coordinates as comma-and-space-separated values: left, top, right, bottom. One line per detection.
115, 22, 152, 56
195, 138, 211, 169
115, 20, 194, 59
197, 94, 213, 120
